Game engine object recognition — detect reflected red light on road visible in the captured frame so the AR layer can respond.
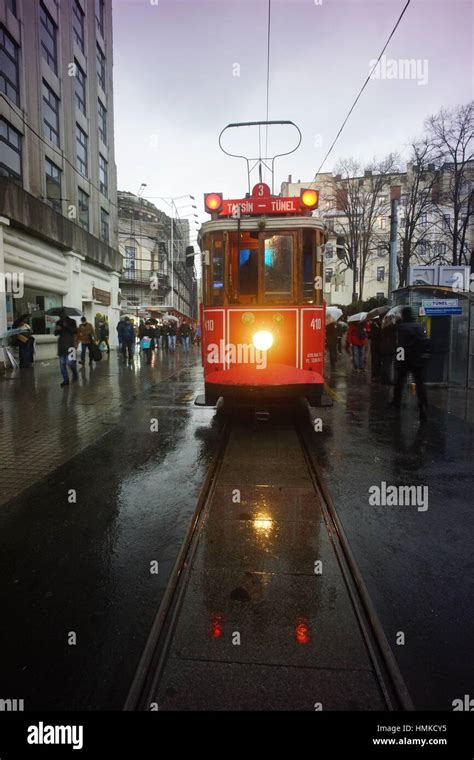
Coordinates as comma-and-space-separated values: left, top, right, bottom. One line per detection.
295, 617, 311, 645
209, 612, 224, 639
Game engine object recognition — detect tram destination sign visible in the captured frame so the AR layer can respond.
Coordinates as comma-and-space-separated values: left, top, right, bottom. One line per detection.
220, 197, 302, 217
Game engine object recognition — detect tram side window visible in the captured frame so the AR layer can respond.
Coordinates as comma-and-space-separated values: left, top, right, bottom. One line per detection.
303, 229, 315, 301
211, 243, 224, 305
264, 234, 293, 302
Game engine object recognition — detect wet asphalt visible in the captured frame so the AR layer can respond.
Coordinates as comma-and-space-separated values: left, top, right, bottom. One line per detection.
0, 349, 472, 711
0, 351, 224, 710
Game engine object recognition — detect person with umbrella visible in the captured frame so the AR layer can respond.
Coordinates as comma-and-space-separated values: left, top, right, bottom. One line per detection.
54, 314, 78, 386
168, 319, 177, 353
346, 314, 369, 371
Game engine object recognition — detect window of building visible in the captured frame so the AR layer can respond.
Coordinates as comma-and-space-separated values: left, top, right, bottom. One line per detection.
40, 3, 58, 74
96, 44, 106, 91
78, 188, 89, 230
376, 291, 384, 300
98, 100, 107, 144
45, 157, 61, 213
325, 268, 333, 285
95, 0, 105, 37
325, 244, 333, 259
0, 26, 20, 106
99, 154, 108, 196
377, 266, 385, 282
124, 245, 136, 269
42, 81, 60, 146
327, 219, 334, 232
379, 216, 386, 230
377, 246, 385, 257
72, 1, 85, 53
0, 117, 22, 181
6, 0, 17, 17
100, 207, 109, 242
74, 62, 86, 115
420, 212, 427, 227
443, 214, 451, 230
76, 124, 88, 176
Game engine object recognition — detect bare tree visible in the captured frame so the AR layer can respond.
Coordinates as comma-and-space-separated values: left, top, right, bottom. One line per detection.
332, 154, 399, 300
396, 142, 443, 286
425, 102, 474, 265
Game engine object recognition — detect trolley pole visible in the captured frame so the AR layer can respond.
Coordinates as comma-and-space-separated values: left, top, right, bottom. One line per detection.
389, 186, 401, 305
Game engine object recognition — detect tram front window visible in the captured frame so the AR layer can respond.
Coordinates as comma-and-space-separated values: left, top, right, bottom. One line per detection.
264, 234, 293, 302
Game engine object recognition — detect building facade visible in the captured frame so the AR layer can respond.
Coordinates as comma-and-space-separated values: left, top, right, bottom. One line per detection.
282, 166, 472, 306
118, 191, 197, 322
0, 0, 120, 362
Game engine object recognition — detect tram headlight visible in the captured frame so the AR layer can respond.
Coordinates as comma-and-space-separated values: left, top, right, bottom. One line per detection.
253, 330, 273, 351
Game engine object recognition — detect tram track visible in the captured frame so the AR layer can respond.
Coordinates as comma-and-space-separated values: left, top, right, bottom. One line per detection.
124, 405, 414, 712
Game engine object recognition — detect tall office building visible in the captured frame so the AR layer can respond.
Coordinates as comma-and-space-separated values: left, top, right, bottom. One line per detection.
0, 0, 121, 361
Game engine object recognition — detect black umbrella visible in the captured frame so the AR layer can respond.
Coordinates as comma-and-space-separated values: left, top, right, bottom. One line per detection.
46, 307, 82, 317
12, 313, 31, 328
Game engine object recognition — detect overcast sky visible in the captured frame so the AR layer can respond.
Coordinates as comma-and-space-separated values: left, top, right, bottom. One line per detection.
112, 0, 473, 237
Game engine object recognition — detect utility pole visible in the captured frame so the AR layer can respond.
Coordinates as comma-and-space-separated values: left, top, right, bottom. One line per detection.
389, 186, 401, 305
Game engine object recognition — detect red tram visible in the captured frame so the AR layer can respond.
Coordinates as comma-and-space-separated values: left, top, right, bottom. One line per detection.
198, 180, 326, 406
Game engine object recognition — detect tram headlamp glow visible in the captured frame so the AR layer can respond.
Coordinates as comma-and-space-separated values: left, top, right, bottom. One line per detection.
253, 330, 273, 351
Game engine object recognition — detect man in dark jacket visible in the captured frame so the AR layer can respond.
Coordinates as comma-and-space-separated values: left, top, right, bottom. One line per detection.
391, 307, 430, 420
55, 316, 78, 386
325, 322, 338, 371
121, 317, 135, 365
179, 321, 192, 352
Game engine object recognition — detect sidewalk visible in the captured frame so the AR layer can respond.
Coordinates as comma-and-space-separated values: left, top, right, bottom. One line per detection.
0, 348, 202, 507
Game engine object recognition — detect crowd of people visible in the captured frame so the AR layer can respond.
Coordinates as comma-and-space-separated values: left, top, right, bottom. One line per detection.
116, 317, 200, 367
326, 306, 430, 421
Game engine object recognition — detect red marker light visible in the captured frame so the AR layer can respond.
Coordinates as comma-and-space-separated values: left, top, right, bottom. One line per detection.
295, 616, 311, 645
300, 189, 319, 210
204, 193, 223, 213
209, 612, 224, 639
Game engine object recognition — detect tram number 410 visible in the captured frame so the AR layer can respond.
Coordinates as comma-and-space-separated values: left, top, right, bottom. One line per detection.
205, 319, 214, 331
310, 319, 322, 330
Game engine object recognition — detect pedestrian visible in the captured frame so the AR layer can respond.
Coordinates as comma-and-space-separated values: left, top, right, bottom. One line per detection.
55, 315, 78, 386
195, 324, 201, 347
179, 321, 191, 352
380, 322, 397, 385
369, 318, 383, 381
116, 318, 125, 351
390, 307, 430, 421
15, 316, 35, 368
77, 316, 96, 366
161, 322, 169, 352
121, 316, 135, 366
346, 319, 368, 371
336, 321, 344, 355
168, 321, 177, 352
98, 320, 110, 353
141, 320, 155, 364
138, 319, 146, 340
325, 321, 338, 371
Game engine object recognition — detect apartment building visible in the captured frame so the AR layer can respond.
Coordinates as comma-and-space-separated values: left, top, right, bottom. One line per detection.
0, 0, 121, 360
